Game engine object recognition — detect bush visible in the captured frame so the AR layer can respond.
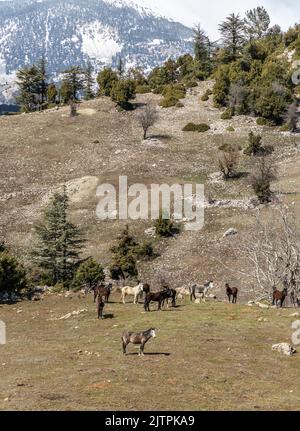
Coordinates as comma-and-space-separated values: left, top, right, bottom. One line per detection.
73, 258, 105, 291
256, 117, 268, 126
182, 123, 210, 132
135, 85, 151, 94
152, 86, 165, 95
155, 215, 178, 237
176, 101, 184, 108
159, 96, 178, 108
0, 251, 27, 299
221, 108, 234, 120
184, 80, 198, 88
244, 132, 263, 156
136, 241, 156, 260
198, 124, 211, 132
201, 89, 213, 101
250, 156, 277, 203
226, 126, 235, 132
162, 84, 186, 100
111, 79, 136, 108
280, 123, 291, 132
218, 150, 239, 180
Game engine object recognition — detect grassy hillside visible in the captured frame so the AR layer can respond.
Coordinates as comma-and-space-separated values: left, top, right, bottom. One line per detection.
0, 293, 299, 411
1, 82, 300, 298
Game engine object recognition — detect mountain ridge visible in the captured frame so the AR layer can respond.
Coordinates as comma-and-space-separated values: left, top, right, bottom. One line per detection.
0, 0, 193, 103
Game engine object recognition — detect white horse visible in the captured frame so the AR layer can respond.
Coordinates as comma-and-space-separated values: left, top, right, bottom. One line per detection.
189, 281, 214, 302
121, 283, 144, 305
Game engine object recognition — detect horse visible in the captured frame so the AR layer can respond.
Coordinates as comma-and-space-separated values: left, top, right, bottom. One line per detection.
122, 328, 156, 356
162, 287, 177, 308
273, 287, 288, 308
94, 283, 113, 303
144, 289, 172, 312
97, 296, 105, 320
189, 281, 214, 302
225, 283, 238, 304
121, 283, 144, 305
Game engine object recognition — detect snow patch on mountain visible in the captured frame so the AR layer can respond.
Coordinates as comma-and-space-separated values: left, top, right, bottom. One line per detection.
79, 21, 122, 63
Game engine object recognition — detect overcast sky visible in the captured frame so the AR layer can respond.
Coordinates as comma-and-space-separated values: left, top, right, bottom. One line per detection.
135, 0, 300, 38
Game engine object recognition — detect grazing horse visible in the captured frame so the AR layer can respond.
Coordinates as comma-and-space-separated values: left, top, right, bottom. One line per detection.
122, 328, 156, 356
190, 281, 214, 302
144, 289, 172, 312
273, 287, 288, 308
94, 283, 113, 303
226, 283, 238, 304
97, 296, 105, 320
121, 283, 144, 305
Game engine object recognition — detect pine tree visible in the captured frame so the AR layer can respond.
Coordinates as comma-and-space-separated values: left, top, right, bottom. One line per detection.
193, 24, 211, 74
32, 187, 86, 287
219, 13, 245, 60
61, 66, 85, 101
84, 61, 95, 100
47, 83, 58, 104
97, 67, 119, 96
16, 65, 41, 112
110, 226, 138, 279
37, 56, 48, 108
245, 6, 270, 40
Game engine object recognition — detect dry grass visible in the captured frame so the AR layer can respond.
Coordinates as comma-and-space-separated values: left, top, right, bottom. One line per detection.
0, 293, 299, 411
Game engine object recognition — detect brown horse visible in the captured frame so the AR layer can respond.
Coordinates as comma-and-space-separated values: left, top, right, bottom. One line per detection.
122, 328, 156, 356
97, 296, 105, 319
226, 283, 238, 304
94, 283, 112, 303
144, 289, 172, 312
273, 287, 288, 308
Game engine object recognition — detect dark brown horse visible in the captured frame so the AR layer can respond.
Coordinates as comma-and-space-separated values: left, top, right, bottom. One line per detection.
226, 283, 238, 304
122, 328, 156, 356
94, 283, 113, 303
272, 287, 288, 308
144, 289, 172, 312
97, 296, 105, 319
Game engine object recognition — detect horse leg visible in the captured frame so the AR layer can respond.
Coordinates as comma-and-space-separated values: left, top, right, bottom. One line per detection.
139, 343, 145, 356
122, 340, 127, 355
122, 293, 126, 305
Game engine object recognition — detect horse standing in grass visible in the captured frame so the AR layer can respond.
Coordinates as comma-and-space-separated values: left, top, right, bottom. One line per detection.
190, 281, 214, 302
162, 287, 177, 308
273, 287, 288, 308
226, 283, 238, 304
94, 283, 113, 303
97, 296, 105, 319
121, 283, 144, 304
144, 289, 173, 312
122, 329, 156, 356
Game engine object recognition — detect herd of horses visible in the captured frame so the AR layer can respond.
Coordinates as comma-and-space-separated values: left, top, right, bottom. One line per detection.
92, 279, 242, 320
92, 280, 295, 320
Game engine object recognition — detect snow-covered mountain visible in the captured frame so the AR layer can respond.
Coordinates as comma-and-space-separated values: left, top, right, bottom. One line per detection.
0, 0, 193, 104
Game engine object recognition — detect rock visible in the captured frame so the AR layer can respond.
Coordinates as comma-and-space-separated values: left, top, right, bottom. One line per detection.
223, 228, 238, 238
256, 302, 270, 309
289, 313, 300, 318
145, 227, 156, 237
272, 343, 296, 357
258, 317, 268, 322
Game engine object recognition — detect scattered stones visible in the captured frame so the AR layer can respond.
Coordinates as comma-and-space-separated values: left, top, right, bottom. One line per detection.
51, 309, 88, 321
272, 343, 296, 357
223, 228, 238, 238
289, 312, 300, 318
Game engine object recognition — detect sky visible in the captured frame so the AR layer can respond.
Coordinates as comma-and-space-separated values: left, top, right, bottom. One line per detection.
134, 0, 300, 38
